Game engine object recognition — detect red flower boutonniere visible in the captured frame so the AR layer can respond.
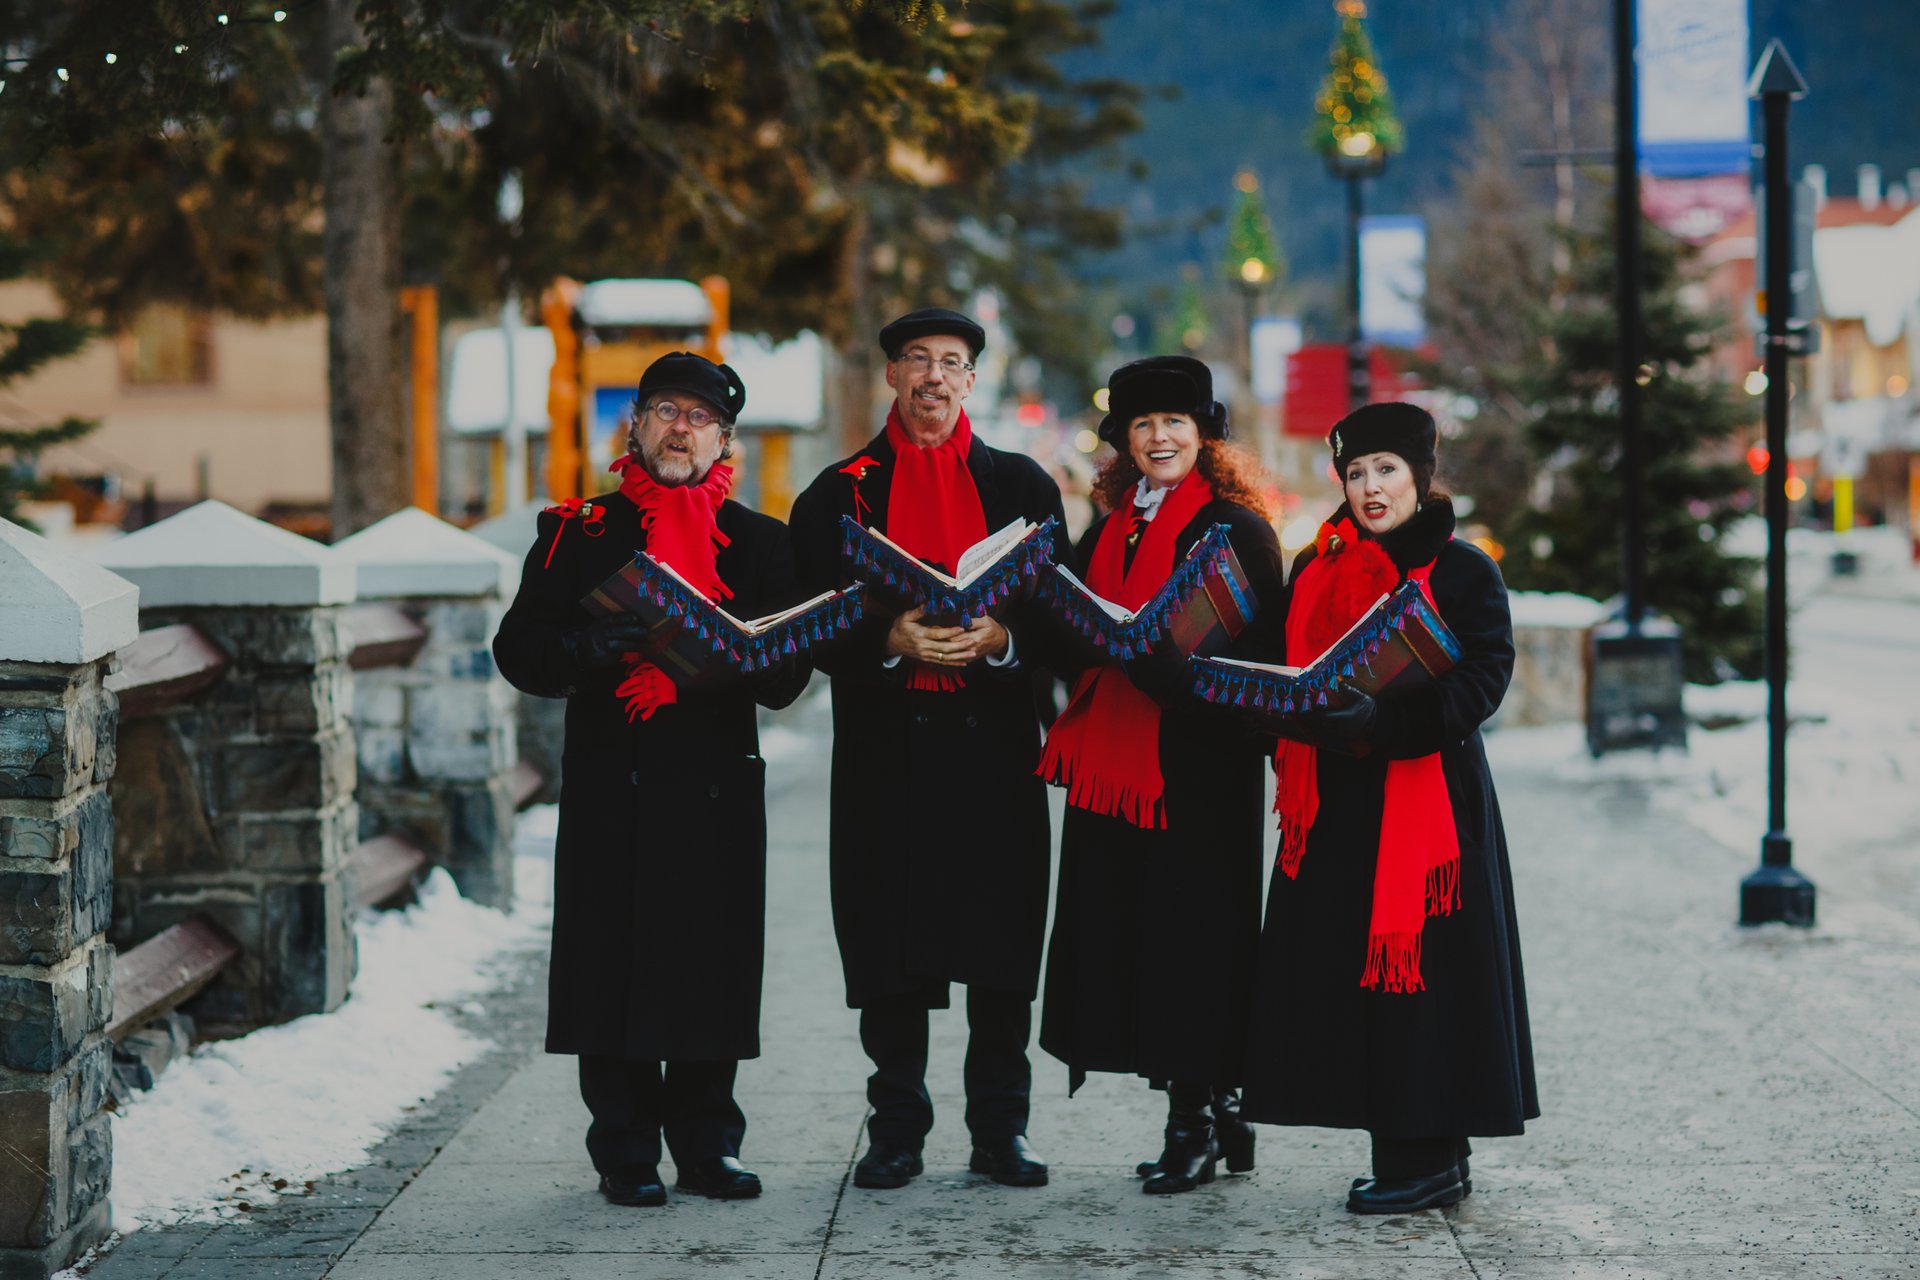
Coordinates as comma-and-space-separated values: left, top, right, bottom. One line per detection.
840, 455, 881, 524
540, 498, 604, 569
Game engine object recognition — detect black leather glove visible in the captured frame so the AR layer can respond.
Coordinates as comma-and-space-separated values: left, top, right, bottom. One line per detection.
565, 614, 654, 672
1304, 685, 1381, 746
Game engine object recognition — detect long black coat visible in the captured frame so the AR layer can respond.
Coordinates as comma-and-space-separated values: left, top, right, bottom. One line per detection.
788, 428, 1068, 1008
493, 489, 809, 1062
1039, 499, 1286, 1093
1241, 499, 1539, 1138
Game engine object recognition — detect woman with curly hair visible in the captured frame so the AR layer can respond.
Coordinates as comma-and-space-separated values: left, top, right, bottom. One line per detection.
1035, 356, 1286, 1193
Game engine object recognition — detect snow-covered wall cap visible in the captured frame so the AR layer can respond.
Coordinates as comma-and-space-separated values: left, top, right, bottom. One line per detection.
573, 278, 712, 329
1508, 591, 1609, 630
91, 500, 354, 608
0, 517, 140, 664
333, 507, 520, 599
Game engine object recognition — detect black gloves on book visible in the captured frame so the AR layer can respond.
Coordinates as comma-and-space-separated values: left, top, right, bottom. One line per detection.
566, 614, 653, 672
1304, 685, 1384, 747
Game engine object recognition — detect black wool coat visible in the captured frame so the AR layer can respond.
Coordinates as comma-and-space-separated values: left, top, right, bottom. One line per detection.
788, 428, 1068, 1008
492, 488, 809, 1062
1038, 498, 1286, 1093
1241, 499, 1540, 1138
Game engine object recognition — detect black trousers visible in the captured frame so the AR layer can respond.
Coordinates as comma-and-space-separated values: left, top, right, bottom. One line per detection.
578, 1056, 745, 1176
1370, 1133, 1472, 1180
859, 986, 1032, 1147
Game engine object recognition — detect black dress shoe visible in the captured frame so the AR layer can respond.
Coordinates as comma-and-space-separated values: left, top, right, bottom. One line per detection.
675, 1155, 762, 1200
599, 1169, 666, 1207
969, 1135, 1049, 1187
1346, 1164, 1465, 1215
853, 1143, 924, 1190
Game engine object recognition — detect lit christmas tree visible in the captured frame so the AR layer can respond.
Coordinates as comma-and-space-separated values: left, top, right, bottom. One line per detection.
1223, 169, 1283, 290
1310, 0, 1404, 167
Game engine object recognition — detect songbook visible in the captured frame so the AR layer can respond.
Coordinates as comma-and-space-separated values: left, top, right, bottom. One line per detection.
1189, 579, 1461, 719
581, 551, 864, 685
1040, 523, 1259, 662
839, 515, 1059, 623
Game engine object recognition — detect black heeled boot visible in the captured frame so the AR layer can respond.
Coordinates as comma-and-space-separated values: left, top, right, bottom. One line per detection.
1211, 1088, 1256, 1174
1142, 1083, 1217, 1195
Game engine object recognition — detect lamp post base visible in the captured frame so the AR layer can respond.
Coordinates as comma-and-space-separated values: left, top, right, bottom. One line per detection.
1740, 844, 1815, 926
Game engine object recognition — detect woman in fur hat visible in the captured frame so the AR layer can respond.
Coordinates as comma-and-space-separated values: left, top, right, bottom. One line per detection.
1241, 401, 1538, 1214
1035, 356, 1287, 1193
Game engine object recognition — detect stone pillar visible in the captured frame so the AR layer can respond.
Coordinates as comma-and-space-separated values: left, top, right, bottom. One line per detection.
471, 503, 563, 807
335, 508, 521, 908
93, 502, 357, 1034
0, 519, 138, 1279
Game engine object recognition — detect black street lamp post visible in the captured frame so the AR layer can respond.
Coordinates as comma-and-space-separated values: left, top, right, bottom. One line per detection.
1740, 38, 1816, 928
1329, 147, 1385, 412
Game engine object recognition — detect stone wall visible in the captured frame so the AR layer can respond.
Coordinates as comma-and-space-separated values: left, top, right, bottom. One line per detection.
111, 606, 357, 1032
0, 659, 117, 1279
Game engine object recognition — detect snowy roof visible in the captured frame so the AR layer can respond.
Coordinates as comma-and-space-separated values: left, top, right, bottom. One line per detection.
468, 502, 546, 563
724, 330, 826, 431
573, 278, 713, 329
92, 500, 354, 608
446, 327, 555, 436
332, 507, 521, 599
1811, 207, 1920, 346
0, 517, 139, 664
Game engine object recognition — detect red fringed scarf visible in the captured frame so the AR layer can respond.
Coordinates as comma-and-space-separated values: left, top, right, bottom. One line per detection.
607, 456, 735, 722
883, 405, 989, 692
1272, 516, 1462, 993
1035, 470, 1214, 829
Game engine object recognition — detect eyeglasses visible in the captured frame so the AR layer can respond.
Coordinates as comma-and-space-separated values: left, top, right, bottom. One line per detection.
896, 351, 974, 377
643, 400, 724, 430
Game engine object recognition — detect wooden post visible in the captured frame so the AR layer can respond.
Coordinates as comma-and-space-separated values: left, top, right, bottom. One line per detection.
401, 286, 439, 515
542, 279, 582, 502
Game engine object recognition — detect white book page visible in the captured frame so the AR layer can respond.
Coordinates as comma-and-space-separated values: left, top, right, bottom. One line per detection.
1206, 655, 1305, 678
954, 519, 1035, 586
1205, 590, 1391, 679
1054, 565, 1137, 623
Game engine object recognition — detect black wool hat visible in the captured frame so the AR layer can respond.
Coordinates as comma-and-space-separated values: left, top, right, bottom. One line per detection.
635, 351, 746, 423
1096, 355, 1230, 446
1328, 402, 1436, 472
878, 307, 987, 361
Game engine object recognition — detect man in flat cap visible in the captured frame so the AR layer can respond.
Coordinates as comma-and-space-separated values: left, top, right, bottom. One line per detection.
788, 308, 1068, 1190
494, 351, 809, 1208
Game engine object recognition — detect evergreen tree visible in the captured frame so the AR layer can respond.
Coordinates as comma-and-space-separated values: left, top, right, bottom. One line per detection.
1223, 170, 1282, 291
1499, 212, 1762, 682
1309, 0, 1403, 164
0, 238, 96, 530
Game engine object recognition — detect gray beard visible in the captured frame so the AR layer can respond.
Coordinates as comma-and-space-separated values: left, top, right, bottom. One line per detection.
631, 437, 703, 487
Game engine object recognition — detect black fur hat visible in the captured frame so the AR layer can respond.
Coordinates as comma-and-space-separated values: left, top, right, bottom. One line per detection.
1328, 402, 1436, 472
1096, 355, 1229, 446
635, 351, 746, 422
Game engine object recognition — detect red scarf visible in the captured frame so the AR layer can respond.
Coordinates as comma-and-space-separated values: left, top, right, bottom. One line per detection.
1035, 470, 1214, 829
883, 405, 989, 692
1272, 516, 1461, 993
608, 456, 735, 722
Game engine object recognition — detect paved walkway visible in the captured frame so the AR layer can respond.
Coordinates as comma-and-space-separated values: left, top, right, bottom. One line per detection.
93, 688, 1920, 1278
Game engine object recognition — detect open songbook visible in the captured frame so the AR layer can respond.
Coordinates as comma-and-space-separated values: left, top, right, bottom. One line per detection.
1189, 578, 1461, 719
582, 551, 864, 685
1041, 523, 1259, 662
839, 515, 1059, 623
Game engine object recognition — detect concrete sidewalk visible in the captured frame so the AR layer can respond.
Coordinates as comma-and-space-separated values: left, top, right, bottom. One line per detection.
103, 689, 1920, 1278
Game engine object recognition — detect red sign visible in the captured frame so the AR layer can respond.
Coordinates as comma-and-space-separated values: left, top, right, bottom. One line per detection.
1281, 345, 1410, 439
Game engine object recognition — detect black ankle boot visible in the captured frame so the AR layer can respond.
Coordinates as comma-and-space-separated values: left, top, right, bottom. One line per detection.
1210, 1089, 1255, 1174
1142, 1083, 1217, 1195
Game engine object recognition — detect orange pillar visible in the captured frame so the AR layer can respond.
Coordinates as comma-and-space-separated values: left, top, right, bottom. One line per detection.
400, 285, 439, 514
542, 279, 582, 501
700, 276, 730, 363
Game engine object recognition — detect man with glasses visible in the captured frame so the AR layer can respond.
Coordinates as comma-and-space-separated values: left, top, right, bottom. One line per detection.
494, 351, 809, 1208
789, 308, 1068, 1191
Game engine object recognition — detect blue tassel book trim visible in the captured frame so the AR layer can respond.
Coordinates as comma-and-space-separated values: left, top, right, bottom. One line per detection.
1036, 523, 1256, 662
838, 515, 1059, 622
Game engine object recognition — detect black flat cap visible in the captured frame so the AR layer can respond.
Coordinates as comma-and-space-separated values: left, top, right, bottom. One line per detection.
878, 307, 986, 360
636, 351, 746, 422
1096, 355, 1230, 445
1328, 402, 1435, 472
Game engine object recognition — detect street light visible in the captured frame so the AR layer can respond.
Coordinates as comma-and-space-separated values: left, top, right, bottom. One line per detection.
1311, 1, 1401, 412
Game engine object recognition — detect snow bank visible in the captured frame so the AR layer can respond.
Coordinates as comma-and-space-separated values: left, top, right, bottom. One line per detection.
1508, 591, 1608, 629
106, 816, 556, 1231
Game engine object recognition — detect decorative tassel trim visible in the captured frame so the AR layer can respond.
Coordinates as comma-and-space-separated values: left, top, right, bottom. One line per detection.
613, 555, 865, 675
1427, 856, 1461, 917
1036, 745, 1166, 830
1360, 930, 1426, 994
1039, 523, 1237, 660
839, 514, 1059, 622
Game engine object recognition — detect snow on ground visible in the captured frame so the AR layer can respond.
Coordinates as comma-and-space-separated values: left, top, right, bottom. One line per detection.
105, 809, 559, 1232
